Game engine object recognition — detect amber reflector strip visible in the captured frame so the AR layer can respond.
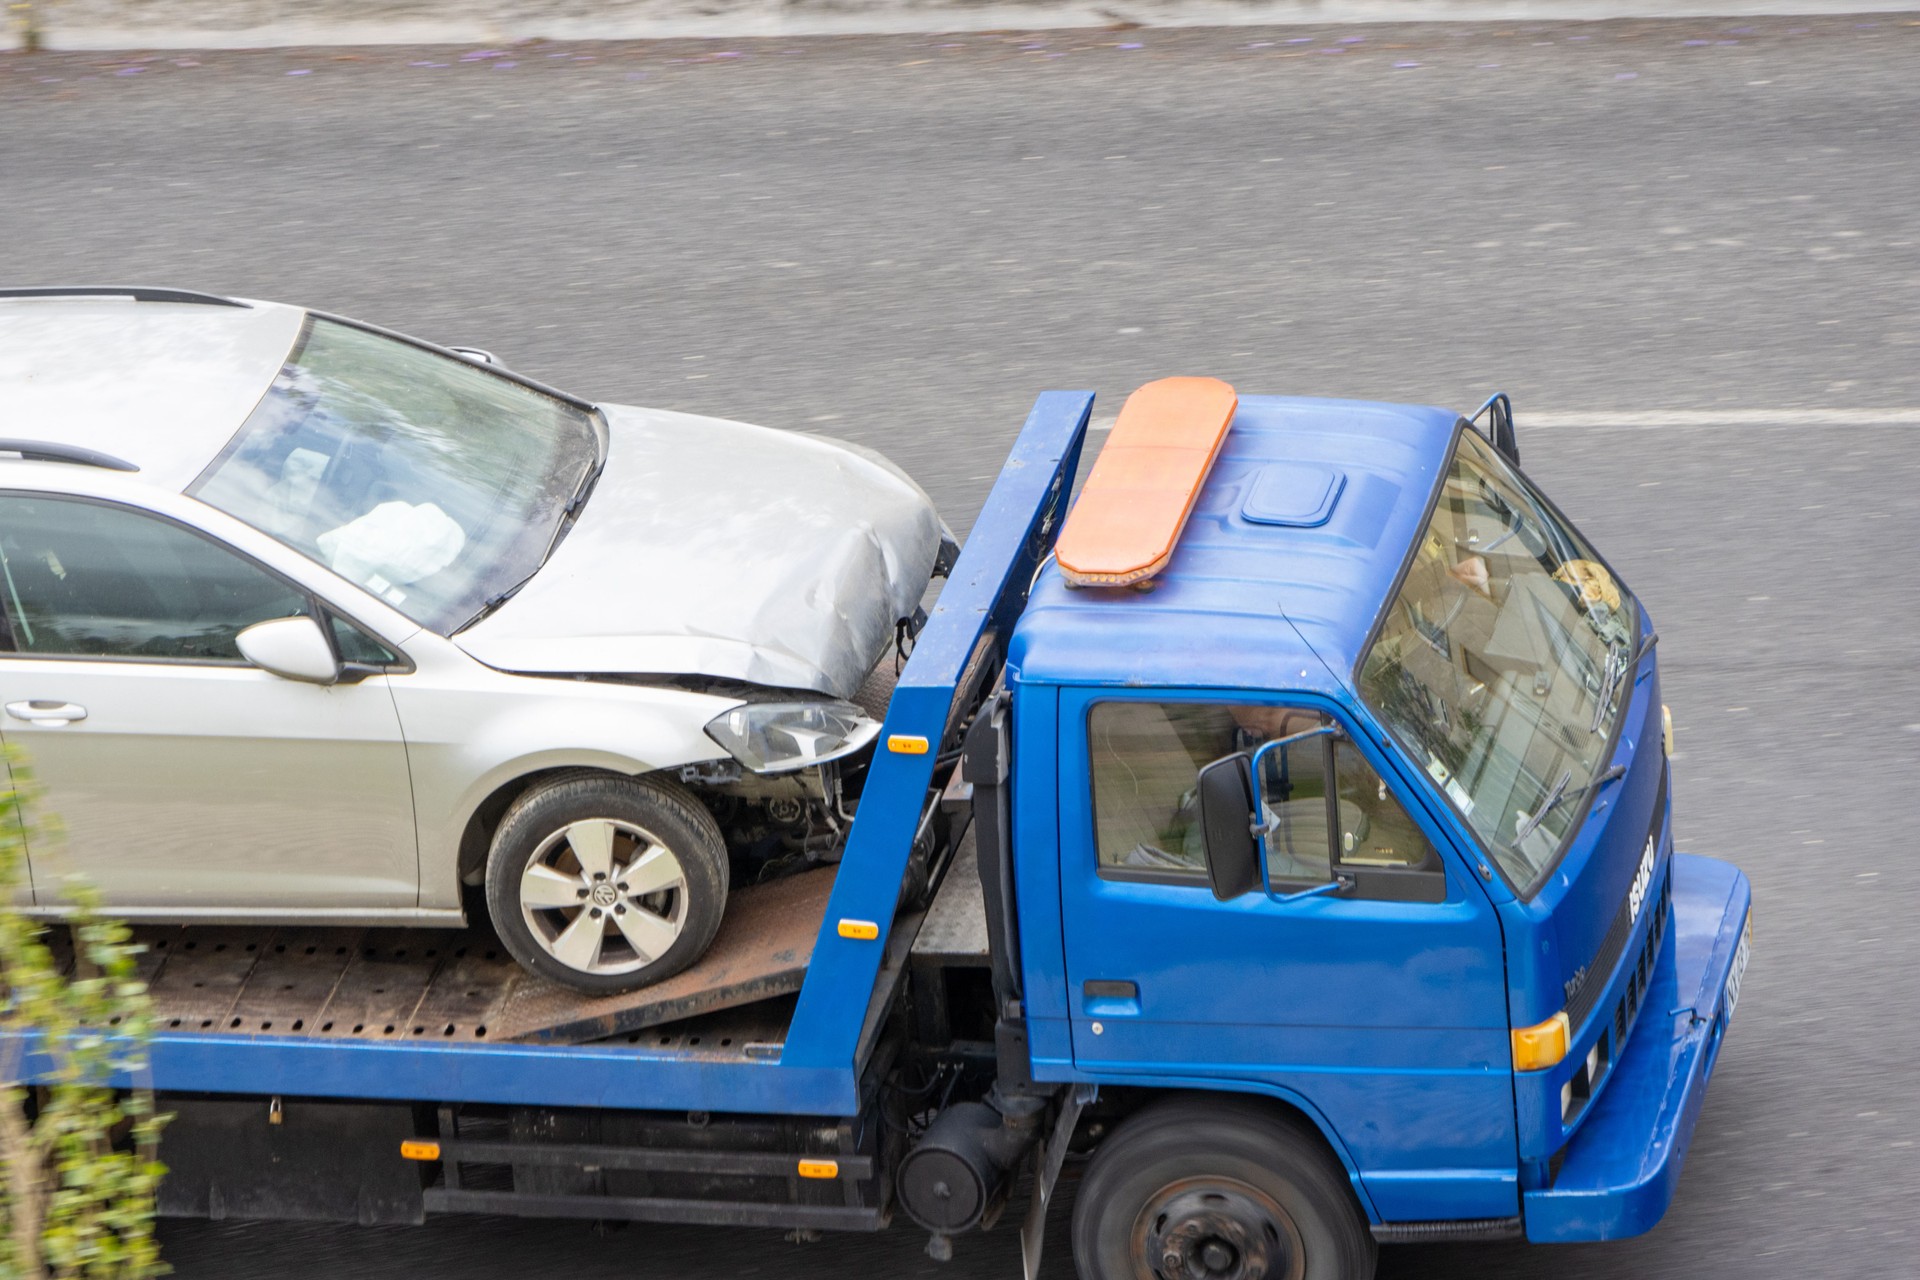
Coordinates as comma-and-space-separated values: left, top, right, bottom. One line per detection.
1055, 376, 1238, 588
1511, 1012, 1571, 1072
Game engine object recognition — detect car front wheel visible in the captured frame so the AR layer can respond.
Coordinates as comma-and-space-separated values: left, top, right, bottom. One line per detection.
485, 773, 728, 995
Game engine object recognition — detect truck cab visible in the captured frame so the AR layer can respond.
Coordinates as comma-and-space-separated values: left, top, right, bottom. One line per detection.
969, 380, 1751, 1270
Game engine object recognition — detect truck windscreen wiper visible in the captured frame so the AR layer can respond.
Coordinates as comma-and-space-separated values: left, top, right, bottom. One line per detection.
1514, 763, 1627, 844
1589, 645, 1625, 733
1589, 628, 1657, 735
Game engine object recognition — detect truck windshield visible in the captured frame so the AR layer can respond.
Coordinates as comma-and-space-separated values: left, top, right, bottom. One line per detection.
1356, 428, 1639, 892
190, 317, 601, 634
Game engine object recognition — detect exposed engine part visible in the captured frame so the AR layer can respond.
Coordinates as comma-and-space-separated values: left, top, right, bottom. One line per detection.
692, 763, 853, 885
676, 759, 743, 787
896, 1089, 1047, 1236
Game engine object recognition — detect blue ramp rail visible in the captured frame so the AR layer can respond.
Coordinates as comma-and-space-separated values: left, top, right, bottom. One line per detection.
781, 391, 1092, 1078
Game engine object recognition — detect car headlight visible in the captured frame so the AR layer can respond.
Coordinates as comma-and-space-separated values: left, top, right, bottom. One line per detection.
703, 701, 882, 774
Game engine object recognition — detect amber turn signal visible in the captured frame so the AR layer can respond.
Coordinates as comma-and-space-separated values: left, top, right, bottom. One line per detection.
1511, 1012, 1572, 1072
399, 1140, 441, 1161
796, 1159, 839, 1179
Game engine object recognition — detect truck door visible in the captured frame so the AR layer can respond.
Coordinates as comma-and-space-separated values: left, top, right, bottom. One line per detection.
1057, 687, 1519, 1223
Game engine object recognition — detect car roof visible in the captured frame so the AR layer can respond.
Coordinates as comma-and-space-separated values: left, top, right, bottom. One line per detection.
0, 292, 306, 491
1007, 394, 1462, 699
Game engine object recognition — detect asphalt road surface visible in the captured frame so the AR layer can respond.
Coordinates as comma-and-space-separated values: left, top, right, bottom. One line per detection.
5, 14, 1920, 1278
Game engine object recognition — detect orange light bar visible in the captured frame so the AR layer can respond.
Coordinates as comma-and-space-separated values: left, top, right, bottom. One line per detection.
1055, 377, 1238, 588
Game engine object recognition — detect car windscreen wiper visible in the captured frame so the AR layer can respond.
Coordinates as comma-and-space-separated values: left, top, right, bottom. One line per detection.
1514, 763, 1627, 844
454, 438, 607, 636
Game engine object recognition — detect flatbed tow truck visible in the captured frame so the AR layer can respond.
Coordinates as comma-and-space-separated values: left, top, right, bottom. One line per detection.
13, 380, 1752, 1279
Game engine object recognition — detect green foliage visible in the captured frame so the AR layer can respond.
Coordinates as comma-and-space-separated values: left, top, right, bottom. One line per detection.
10, 3, 48, 55
0, 750, 168, 1280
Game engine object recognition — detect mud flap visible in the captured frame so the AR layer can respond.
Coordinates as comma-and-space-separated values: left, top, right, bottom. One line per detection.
1020, 1084, 1097, 1280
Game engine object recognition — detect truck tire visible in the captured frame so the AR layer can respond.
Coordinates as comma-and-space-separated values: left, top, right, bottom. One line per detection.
485, 773, 728, 995
1071, 1095, 1376, 1280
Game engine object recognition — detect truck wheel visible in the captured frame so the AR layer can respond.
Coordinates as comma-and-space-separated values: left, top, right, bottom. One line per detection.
485, 773, 728, 995
1071, 1096, 1375, 1280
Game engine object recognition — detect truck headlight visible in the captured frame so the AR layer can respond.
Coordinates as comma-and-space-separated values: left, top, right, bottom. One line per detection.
703, 701, 882, 774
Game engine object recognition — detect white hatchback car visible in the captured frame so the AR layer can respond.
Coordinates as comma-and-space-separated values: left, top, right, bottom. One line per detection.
0, 287, 948, 993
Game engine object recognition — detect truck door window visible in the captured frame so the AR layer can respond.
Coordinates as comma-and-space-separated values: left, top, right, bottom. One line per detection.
1091, 701, 1328, 883
1254, 727, 1334, 886
1331, 739, 1435, 871
1090, 701, 1234, 879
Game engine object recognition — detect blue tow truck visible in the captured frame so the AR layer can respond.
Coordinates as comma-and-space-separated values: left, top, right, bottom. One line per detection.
33, 381, 1750, 1279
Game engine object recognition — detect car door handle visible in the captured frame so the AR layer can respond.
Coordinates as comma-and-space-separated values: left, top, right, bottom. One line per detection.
5, 701, 87, 726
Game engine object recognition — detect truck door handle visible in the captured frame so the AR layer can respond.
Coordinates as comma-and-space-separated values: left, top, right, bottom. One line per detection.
5, 700, 87, 726
1083, 980, 1141, 1017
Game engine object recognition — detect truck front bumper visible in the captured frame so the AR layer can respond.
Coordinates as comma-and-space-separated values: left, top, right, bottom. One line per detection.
1523, 851, 1752, 1243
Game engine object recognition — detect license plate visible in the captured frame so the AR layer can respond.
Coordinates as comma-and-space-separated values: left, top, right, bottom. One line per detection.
1723, 916, 1752, 1021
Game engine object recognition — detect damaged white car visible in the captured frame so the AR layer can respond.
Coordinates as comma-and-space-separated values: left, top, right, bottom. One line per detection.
0, 287, 951, 993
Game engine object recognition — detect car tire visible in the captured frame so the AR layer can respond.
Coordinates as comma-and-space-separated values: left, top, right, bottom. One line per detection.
485, 772, 729, 995
1071, 1094, 1376, 1280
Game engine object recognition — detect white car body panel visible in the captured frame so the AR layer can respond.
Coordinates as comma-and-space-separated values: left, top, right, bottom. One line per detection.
0, 296, 305, 489
456, 403, 943, 700
382, 630, 741, 913
6, 660, 419, 911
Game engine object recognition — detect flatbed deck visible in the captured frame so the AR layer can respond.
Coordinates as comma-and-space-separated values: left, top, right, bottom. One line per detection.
92, 868, 837, 1047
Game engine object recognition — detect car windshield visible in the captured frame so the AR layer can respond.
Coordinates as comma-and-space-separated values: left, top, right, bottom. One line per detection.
191, 317, 601, 633
1356, 428, 1639, 893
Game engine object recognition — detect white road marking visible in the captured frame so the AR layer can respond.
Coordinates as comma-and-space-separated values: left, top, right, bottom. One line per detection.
1088, 408, 1920, 433
1523, 409, 1920, 429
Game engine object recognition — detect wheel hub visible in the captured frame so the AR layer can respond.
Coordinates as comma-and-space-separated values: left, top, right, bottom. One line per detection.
518, 818, 690, 977
1139, 1181, 1298, 1280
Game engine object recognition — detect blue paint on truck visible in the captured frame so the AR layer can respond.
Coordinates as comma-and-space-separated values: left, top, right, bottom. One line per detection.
6, 388, 1750, 1275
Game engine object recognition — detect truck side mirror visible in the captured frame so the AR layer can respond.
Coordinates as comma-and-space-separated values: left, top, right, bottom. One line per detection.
1197, 752, 1259, 901
1471, 391, 1519, 465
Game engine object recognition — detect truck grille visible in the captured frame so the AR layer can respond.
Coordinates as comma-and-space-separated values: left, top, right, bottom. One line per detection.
1563, 866, 1672, 1126
1564, 767, 1668, 1031
1613, 868, 1673, 1050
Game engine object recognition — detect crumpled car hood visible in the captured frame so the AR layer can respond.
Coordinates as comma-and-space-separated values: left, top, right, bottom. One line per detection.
454, 403, 943, 700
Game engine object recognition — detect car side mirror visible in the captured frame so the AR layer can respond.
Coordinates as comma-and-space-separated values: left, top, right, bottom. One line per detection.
237, 616, 340, 685
1197, 752, 1259, 901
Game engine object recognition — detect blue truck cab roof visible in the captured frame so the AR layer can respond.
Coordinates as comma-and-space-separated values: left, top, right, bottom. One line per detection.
1008, 394, 1462, 697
